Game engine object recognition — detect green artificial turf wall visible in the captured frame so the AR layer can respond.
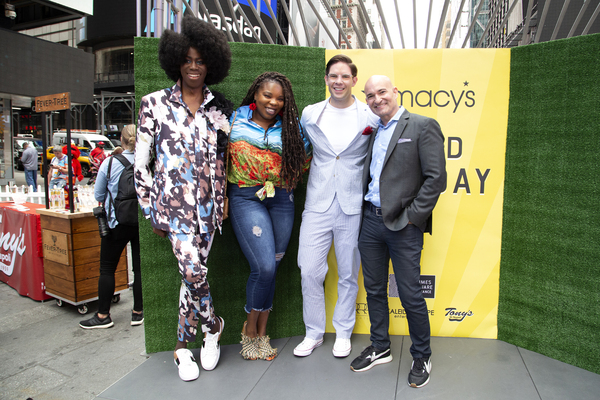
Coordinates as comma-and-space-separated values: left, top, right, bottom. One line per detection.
499, 33, 600, 374
134, 37, 325, 353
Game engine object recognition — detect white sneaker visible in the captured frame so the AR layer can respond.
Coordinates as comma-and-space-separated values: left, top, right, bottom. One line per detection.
332, 338, 352, 358
174, 348, 199, 381
201, 316, 224, 371
293, 337, 324, 357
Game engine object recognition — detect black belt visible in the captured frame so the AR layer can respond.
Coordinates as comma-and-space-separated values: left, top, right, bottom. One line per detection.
366, 202, 382, 216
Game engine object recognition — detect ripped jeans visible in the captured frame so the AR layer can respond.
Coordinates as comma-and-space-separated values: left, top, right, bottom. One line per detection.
228, 184, 295, 313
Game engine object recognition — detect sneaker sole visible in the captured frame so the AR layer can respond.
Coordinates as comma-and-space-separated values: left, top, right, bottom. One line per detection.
293, 339, 324, 357
409, 375, 430, 388
131, 319, 144, 326
409, 361, 432, 388
332, 347, 351, 358
79, 322, 114, 329
350, 354, 393, 372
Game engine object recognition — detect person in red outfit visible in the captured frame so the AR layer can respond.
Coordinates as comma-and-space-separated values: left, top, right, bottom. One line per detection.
62, 144, 84, 183
89, 142, 106, 184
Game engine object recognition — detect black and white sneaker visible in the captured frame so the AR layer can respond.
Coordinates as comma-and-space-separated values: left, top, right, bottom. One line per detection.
408, 357, 431, 388
350, 345, 393, 372
79, 313, 114, 329
131, 311, 144, 326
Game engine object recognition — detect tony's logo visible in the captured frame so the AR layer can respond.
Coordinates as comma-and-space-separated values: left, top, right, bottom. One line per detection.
445, 307, 474, 322
0, 228, 27, 277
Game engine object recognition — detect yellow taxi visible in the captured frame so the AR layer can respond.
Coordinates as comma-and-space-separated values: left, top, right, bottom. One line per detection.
41, 146, 92, 177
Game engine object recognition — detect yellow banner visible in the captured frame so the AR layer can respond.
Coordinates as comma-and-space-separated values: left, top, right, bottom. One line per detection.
323, 49, 511, 339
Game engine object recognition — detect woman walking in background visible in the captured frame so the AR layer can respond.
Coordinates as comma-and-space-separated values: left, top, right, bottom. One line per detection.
227, 72, 311, 361
79, 124, 143, 329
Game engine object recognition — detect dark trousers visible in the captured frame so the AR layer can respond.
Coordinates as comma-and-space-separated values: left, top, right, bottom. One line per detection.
358, 203, 431, 359
97, 223, 143, 314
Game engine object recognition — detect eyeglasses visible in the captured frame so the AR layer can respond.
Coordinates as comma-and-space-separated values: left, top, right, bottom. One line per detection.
327, 74, 353, 81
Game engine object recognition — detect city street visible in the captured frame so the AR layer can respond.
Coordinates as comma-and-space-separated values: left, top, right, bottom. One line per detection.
11, 168, 91, 189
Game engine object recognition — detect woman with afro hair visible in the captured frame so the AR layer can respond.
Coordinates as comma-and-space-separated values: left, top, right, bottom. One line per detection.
134, 15, 234, 382
227, 71, 312, 360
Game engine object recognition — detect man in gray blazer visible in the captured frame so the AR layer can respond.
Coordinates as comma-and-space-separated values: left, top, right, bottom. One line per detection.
294, 55, 378, 358
350, 75, 446, 390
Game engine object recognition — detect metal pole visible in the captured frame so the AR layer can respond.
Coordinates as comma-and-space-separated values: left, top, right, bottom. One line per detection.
582, 1, 600, 35
233, 0, 263, 43
475, 1, 501, 48
320, 0, 352, 49
181, 0, 198, 17
433, 0, 451, 48
154, 0, 163, 38
424, 0, 433, 48
295, 0, 314, 46
520, 0, 534, 45
462, 0, 485, 48
264, 0, 287, 45
136, 0, 141, 37
357, 0, 380, 49
340, 0, 367, 49
394, 0, 405, 49
568, 0, 590, 38
66, 109, 74, 213
374, 0, 394, 49
244, 0, 274, 44
224, 0, 245, 42
412, 0, 417, 48
534, 0, 552, 44
489, 0, 519, 48
166, 0, 172, 31
305, 0, 339, 49
279, 0, 300, 47
551, 0, 571, 41
146, 0, 151, 37
42, 112, 49, 209
447, 0, 467, 48
101, 92, 105, 135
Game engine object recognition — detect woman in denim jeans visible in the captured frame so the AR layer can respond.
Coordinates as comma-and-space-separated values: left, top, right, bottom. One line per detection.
228, 72, 311, 360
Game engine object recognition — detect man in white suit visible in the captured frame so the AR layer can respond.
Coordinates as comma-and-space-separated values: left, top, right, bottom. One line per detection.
294, 55, 378, 358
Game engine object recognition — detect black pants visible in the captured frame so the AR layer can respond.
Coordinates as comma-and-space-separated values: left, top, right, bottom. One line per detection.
358, 204, 431, 359
97, 223, 143, 314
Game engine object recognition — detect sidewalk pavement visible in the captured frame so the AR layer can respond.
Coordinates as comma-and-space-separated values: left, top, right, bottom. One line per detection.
0, 282, 147, 400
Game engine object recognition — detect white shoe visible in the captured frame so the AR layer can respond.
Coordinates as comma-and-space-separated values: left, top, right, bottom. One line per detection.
174, 349, 199, 381
201, 316, 224, 371
332, 338, 352, 358
293, 337, 324, 357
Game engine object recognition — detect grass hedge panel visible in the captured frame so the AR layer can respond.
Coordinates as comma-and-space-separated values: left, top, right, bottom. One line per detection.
499, 33, 600, 374
134, 37, 324, 353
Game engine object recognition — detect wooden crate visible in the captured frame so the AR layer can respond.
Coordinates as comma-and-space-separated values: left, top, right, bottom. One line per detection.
38, 209, 128, 304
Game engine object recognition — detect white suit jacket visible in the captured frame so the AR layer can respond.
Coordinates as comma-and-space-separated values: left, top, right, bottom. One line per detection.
301, 96, 379, 215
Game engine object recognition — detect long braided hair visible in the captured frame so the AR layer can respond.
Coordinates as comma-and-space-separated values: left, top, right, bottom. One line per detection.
240, 71, 306, 190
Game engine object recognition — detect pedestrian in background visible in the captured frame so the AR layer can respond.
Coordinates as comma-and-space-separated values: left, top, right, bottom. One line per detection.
79, 124, 143, 329
20, 142, 38, 191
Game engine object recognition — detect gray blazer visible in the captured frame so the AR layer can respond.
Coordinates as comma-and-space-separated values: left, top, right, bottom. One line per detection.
362, 109, 447, 234
301, 97, 379, 215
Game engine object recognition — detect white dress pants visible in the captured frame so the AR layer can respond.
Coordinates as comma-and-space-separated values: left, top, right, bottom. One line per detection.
298, 196, 361, 340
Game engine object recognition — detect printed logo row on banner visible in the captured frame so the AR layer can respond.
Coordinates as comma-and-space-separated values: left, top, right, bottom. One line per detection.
354, 274, 474, 324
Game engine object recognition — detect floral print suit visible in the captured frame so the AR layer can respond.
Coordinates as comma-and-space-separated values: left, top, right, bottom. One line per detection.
135, 81, 230, 342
